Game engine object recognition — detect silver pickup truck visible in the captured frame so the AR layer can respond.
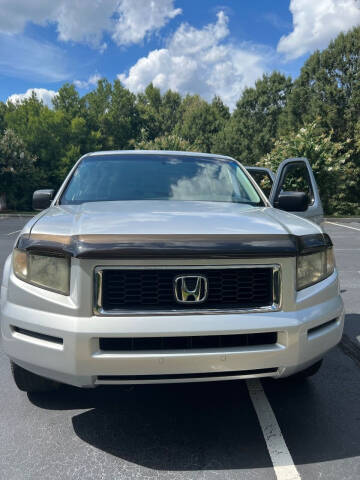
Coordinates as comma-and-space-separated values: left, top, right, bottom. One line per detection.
0, 151, 344, 392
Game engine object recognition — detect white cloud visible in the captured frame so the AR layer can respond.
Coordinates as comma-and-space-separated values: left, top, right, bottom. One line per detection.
0, 0, 181, 49
112, 0, 181, 45
74, 74, 102, 89
118, 12, 268, 110
54, 1, 115, 48
169, 10, 229, 55
7, 88, 58, 108
278, 0, 360, 59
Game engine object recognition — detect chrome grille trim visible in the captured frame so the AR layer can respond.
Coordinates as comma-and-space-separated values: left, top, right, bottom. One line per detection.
93, 264, 282, 316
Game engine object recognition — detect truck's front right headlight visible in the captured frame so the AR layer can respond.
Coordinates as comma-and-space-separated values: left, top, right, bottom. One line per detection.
13, 249, 70, 295
297, 247, 335, 290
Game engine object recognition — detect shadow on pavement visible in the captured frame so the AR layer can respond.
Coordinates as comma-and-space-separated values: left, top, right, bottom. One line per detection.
263, 343, 360, 468
28, 334, 360, 472
29, 380, 274, 471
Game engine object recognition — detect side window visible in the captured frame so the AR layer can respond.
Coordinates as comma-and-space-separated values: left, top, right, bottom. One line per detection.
276, 162, 314, 205
249, 171, 273, 197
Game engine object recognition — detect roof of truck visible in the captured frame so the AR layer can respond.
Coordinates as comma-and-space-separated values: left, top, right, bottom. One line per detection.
86, 150, 234, 161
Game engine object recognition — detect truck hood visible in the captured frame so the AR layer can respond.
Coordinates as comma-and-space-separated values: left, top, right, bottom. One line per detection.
21, 201, 324, 259
30, 200, 321, 236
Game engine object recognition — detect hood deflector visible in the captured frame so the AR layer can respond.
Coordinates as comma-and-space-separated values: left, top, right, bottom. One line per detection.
17, 233, 332, 259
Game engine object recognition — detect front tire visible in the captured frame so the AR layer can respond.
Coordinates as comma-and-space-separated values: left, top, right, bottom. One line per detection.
10, 361, 60, 393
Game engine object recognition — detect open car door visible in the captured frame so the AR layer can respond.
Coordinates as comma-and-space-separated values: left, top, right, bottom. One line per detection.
269, 157, 323, 225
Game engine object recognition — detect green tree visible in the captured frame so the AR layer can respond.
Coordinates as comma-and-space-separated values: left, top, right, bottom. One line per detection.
53, 83, 84, 118
57, 116, 102, 179
82, 78, 112, 147
136, 134, 199, 151
102, 79, 139, 149
159, 89, 182, 135
0, 129, 37, 210
175, 95, 227, 152
211, 95, 230, 122
136, 83, 164, 141
0, 101, 7, 134
213, 72, 292, 164
6, 96, 61, 183
279, 26, 360, 139
136, 85, 183, 143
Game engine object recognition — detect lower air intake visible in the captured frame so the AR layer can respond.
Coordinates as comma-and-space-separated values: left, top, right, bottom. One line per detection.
97, 368, 278, 382
99, 332, 277, 351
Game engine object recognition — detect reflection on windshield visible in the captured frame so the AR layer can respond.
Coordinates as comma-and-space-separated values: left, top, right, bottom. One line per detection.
60, 154, 263, 206
171, 163, 234, 202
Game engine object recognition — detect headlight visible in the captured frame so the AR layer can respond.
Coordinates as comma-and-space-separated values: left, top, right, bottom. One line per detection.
297, 247, 335, 290
13, 249, 70, 295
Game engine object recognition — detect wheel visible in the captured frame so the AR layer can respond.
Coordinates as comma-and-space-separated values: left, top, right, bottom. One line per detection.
10, 361, 60, 393
289, 359, 323, 380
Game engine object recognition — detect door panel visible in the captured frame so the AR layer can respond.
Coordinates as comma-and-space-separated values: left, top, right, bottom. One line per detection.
269, 158, 324, 225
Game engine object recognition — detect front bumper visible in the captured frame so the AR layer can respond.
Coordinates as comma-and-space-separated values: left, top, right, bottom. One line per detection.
1, 265, 344, 387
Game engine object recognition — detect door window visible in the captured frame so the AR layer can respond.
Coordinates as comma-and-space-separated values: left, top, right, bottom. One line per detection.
275, 162, 314, 206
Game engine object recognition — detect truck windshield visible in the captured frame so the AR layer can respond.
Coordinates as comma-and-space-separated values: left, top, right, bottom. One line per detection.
60, 154, 264, 206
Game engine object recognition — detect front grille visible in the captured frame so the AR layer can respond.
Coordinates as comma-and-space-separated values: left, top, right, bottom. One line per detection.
100, 267, 274, 312
99, 332, 277, 351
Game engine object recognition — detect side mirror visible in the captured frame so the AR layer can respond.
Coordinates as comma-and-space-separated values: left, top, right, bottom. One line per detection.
276, 191, 308, 212
32, 189, 55, 211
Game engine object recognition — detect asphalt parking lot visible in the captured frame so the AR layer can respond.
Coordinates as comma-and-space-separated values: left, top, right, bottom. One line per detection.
0, 216, 359, 480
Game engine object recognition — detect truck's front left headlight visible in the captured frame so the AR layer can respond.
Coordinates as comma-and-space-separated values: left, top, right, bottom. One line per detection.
13, 249, 70, 295
297, 247, 335, 290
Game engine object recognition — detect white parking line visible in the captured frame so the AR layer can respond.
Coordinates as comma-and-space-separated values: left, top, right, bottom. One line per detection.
325, 221, 360, 232
335, 249, 360, 251
6, 229, 21, 236
247, 379, 301, 480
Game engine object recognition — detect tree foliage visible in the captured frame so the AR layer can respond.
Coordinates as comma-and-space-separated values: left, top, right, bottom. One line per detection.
0, 129, 37, 210
174, 95, 228, 152
279, 26, 360, 140
1, 27, 360, 214
136, 134, 199, 152
213, 72, 292, 163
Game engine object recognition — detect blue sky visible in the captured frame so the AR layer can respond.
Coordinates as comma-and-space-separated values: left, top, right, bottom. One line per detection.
1, 0, 360, 109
